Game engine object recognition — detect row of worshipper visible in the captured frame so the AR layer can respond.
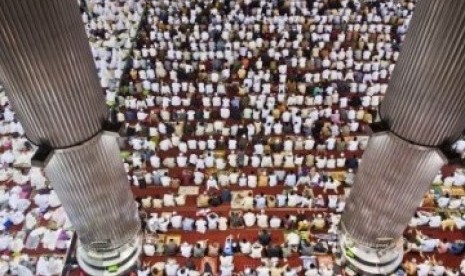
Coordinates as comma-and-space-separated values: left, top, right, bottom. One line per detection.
131, 166, 354, 190
113, 89, 381, 111
408, 211, 465, 232
142, 230, 339, 261
135, 256, 328, 276
128, 149, 361, 171
403, 255, 465, 276
118, 103, 372, 144
433, 169, 465, 187
124, 129, 366, 153
0, 254, 64, 276
139, 193, 463, 232
137, 188, 346, 210
404, 230, 465, 260
429, 192, 465, 211
143, 209, 341, 234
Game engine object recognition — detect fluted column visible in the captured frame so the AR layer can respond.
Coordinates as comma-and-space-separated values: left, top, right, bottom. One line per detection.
0, 0, 107, 147
341, 1, 465, 274
379, 1, 465, 146
342, 132, 446, 244
0, 1, 140, 275
44, 134, 140, 247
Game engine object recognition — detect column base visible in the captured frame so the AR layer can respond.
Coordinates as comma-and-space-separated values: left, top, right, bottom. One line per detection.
340, 234, 403, 275
77, 234, 142, 276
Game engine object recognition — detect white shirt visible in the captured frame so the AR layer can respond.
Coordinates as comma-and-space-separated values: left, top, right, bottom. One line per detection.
239, 241, 251, 254
171, 215, 183, 229
284, 270, 297, 276
207, 214, 219, 229
417, 263, 432, 276
180, 243, 193, 258
195, 219, 207, 233
218, 217, 228, 231
250, 243, 263, 258
347, 140, 359, 151
176, 154, 188, 167
165, 263, 180, 276
243, 212, 256, 227
453, 172, 465, 186
150, 155, 160, 168
286, 232, 300, 245
257, 214, 268, 228
270, 217, 282, 229
256, 266, 270, 276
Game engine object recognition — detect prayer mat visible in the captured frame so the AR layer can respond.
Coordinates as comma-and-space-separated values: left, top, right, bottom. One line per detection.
329, 171, 346, 182
442, 187, 465, 197
178, 186, 200, 196
165, 234, 181, 246
231, 190, 253, 209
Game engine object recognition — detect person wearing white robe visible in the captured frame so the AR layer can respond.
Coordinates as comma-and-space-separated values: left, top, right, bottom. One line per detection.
206, 176, 219, 190
195, 218, 207, 234
204, 153, 215, 168
176, 153, 187, 167
150, 154, 160, 168
180, 242, 193, 258
257, 211, 269, 229
30, 167, 47, 189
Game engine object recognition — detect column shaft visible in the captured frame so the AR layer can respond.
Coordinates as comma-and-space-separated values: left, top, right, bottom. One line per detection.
343, 0, 465, 247
341, 2, 465, 271
379, 0, 465, 146
342, 133, 445, 246
44, 134, 139, 249
0, 0, 106, 148
0, 0, 139, 253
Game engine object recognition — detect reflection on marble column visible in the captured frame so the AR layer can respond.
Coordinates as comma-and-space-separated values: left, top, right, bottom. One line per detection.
0, 0, 139, 259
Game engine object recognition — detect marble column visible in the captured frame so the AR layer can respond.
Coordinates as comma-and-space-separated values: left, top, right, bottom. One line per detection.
340, 1, 465, 274
0, 1, 141, 275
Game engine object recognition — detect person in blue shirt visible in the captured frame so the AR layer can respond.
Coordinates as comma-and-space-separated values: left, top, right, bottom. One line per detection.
223, 235, 234, 256
448, 240, 465, 255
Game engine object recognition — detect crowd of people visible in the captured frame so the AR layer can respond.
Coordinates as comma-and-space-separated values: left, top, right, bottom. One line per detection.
111, 0, 465, 275
82, 0, 145, 92
0, 0, 465, 275
0, 87, 72, 276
